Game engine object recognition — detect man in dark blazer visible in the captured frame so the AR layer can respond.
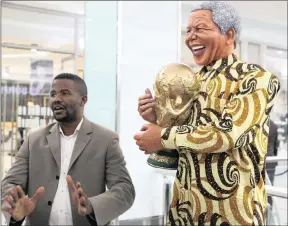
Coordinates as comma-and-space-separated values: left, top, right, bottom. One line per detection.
1, 73, 135, 225
266, 119, 279, 206
267, 119, 279, 185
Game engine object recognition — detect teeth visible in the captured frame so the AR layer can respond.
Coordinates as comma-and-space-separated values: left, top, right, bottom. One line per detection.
192, 45, 205, 51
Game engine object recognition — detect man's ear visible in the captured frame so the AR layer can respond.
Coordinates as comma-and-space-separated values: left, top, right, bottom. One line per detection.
81, 96, 87, 106
225, 28, 236, 46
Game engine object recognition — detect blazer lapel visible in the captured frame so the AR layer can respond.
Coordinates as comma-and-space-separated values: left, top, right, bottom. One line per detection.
46, 123, 61, 169
68, 118, 92, 171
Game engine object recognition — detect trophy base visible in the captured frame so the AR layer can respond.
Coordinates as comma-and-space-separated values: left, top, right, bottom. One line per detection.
147, 150, 179, 170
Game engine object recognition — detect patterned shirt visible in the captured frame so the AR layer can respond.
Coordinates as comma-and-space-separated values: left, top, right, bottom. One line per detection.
161, 53, 280, 226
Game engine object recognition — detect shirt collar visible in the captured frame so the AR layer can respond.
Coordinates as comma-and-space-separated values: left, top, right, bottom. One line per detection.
59, 117, 84, 137
200, 53, 239, 73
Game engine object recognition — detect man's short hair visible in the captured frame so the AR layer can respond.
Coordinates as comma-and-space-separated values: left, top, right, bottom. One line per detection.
53, 73, 87, 96
191, 1, 241, 47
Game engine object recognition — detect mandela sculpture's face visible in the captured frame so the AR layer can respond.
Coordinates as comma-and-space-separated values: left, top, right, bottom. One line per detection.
154, 63, 200, 128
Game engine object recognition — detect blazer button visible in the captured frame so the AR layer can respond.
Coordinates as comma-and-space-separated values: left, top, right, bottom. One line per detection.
56, 175, 59, 180
48, 201, 52, 206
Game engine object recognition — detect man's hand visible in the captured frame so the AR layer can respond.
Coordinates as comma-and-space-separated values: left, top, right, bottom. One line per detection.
138, 88, 157, 124
133, 124, 164, 154
1, 185, 44, 221
66, 175, 93, 216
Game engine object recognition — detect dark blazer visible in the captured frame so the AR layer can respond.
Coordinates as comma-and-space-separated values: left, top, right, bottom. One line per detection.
267, 120, 279, 169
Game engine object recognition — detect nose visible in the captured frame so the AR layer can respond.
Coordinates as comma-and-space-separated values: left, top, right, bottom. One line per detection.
50, 93, 63, 103
186, 37, 196, 49
186, 30, 197, 42
189, 33, 197, 42
54, 94, 62, 101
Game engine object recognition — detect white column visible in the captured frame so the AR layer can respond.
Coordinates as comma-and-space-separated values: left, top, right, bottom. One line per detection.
84, 1, 118, 131
117, 1, 181, 220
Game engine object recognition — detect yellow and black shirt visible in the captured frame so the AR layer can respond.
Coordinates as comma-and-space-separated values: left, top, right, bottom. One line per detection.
161, 53, 280, 226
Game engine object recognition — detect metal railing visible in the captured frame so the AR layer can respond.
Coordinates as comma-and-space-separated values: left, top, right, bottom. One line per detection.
266, 155, 287, 163
265, 156, 287, 225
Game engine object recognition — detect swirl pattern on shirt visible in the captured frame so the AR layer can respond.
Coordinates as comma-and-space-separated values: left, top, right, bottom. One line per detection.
163, 54, 280, 226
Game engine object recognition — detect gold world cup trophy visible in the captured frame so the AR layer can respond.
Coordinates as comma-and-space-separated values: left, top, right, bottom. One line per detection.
147, 63, 200, 170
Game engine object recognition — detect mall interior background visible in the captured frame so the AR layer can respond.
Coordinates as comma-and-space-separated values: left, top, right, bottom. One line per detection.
1, 1, 287, 225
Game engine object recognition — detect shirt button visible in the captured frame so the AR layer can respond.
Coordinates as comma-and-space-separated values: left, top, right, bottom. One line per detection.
48, 201, 52, 206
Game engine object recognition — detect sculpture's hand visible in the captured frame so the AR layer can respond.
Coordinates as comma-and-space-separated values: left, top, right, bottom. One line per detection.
1, 185, 45, 222
138, 88, 157, 124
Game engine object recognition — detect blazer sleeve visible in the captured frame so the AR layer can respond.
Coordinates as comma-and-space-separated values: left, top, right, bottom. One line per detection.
87, 135, 135, 225
161, 71, 280, 154
1, 133, 30, 226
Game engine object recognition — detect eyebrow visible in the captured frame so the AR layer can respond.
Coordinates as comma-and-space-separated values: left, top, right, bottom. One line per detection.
186, 22, 209, 30
50, 88, 71, 94
60, 89, 70, 92
195, 22, 210, 27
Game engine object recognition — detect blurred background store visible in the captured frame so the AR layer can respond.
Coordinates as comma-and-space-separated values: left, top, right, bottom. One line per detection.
1, 1, 287, 225
1, 0, 84, 176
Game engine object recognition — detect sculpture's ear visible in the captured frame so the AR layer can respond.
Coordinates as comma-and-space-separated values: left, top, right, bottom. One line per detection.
225, 27, 236, 47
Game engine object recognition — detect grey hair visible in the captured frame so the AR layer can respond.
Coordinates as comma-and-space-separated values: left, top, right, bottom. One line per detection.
191, 1, 241, 42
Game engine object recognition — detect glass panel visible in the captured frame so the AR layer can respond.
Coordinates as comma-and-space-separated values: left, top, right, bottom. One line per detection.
265, 47, 287, 150
265, 47, 287, 226
77, 18, 85, 78
265, 47, 287, 91
2, 47, 75, 80
267, 196, 287, 225
2, 7, 76, 52
247, 42, 260, 64
1, 6, 84, 225
235, 42, 241, 57
1, 47, 76, 179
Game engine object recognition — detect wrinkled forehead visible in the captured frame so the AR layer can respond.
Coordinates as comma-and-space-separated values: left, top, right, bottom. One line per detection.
187, 9, 213, 26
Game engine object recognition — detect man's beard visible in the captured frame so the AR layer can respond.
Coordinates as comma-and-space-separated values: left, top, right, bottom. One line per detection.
54, 110, 77, 123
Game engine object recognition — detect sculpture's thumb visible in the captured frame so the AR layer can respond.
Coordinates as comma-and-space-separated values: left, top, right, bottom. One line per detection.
145, 88, 152, 96
31, 187, 45, 204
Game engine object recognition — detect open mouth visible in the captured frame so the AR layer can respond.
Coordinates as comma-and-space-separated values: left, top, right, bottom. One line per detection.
53, 105, 65, 114
191, 45, 206, 56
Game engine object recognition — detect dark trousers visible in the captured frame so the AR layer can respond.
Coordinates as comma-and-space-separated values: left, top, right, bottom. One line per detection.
267, 168, 276, 206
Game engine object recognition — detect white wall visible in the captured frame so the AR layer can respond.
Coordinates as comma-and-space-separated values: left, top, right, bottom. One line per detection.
117, 1, 181, 220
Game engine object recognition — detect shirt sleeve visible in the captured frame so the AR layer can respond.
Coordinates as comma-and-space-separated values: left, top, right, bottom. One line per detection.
161, 71, 280, 153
